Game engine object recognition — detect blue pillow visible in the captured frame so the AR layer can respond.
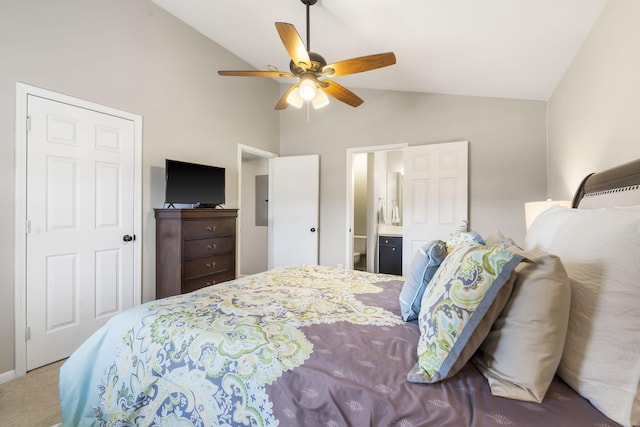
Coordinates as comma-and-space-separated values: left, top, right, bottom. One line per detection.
398, 240, 447, 321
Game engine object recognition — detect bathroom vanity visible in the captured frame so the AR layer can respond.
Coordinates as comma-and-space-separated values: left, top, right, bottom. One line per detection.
378, 225, 403, 275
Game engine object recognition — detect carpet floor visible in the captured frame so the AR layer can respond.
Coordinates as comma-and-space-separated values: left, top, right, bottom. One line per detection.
0, 359, 64, 427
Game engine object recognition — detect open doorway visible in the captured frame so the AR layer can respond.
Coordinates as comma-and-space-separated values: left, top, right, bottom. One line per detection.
237, 144, 277, 277
345, 143, 407, 272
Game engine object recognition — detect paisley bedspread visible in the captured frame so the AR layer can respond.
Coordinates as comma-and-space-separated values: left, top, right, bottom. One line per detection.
59, 265, 619, 426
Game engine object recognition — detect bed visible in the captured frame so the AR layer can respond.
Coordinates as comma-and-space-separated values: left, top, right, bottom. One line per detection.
59, 159, 640, 427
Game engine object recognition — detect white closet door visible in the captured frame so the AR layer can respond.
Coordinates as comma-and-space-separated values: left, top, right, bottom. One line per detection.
26, 94, 137, 370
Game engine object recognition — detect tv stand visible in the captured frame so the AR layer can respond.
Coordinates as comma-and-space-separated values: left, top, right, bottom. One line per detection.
154, 208, 238, 298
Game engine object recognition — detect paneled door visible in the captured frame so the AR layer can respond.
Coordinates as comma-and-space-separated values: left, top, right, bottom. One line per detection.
25, 94, 138, 370
268, 155, 320, 268
402, 141, 468, 274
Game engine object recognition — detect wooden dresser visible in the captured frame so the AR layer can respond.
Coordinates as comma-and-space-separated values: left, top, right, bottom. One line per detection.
154, 208, 238, 299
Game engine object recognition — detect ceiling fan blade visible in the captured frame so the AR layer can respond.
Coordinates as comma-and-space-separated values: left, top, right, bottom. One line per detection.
322, 80, 364, 107
275, 84, 299, 110
218, 70, 294, 78
275, 22, 311, 70
323, 52, 396, 76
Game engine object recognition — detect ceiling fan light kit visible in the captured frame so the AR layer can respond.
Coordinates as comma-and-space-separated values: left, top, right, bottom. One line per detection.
217, 0, 396, 110
286, 80, 329, 110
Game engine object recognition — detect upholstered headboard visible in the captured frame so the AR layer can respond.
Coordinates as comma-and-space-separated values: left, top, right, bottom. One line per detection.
571, 158, 640, 209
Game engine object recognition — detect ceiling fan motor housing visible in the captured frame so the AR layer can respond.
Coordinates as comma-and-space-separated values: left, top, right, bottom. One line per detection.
289, 51, 327, 74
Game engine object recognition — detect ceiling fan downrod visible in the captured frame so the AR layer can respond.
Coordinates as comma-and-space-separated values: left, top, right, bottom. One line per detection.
301, 0, 317, 52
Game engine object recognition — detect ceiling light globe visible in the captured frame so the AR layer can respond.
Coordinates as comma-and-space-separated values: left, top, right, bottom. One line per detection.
299, 79, 317, 101
286, 87, 304, 108
312, 89, 329, 109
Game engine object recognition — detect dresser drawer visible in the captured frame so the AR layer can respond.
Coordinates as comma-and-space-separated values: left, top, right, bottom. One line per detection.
183, 218, 235, 240
183, 253, 234, 279
183, 236, 234, 259
183, 270, 236, 293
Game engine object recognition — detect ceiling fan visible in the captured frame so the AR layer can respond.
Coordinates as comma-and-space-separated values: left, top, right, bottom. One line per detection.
218, 0, 396, 110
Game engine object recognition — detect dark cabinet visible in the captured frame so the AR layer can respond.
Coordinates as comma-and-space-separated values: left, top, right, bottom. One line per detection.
155, 208, 238, 299
379, 236, 402, 275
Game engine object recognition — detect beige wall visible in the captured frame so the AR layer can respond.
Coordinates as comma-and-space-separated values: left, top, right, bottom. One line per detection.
548, 0, 640, 199
0, 0, 279, 375
279, 90, 548, 268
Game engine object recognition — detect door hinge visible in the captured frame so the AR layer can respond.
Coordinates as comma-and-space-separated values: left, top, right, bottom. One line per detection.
26, 115, 31, 133
25, 220, 31, 234
25, 326, 31, 341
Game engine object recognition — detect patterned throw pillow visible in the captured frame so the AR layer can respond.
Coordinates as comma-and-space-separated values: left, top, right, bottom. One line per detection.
407, 244, 523, 383
445, 231, 485, 253
399, 240, 448, 321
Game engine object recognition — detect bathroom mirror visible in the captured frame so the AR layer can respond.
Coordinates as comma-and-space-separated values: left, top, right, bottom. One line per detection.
386, 172, 402, 225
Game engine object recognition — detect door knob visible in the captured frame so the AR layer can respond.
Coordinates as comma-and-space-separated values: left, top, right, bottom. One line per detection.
123, 234, 135, 242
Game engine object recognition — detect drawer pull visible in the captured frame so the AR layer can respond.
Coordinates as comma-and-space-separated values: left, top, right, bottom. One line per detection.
206, 262, 217, 268
206, 280, 217, 286
207, 244, 217, 250
206, 225, 217, 231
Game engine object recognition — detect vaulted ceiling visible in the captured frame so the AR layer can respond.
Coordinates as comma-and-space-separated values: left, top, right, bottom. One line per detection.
152, 0, 606, 101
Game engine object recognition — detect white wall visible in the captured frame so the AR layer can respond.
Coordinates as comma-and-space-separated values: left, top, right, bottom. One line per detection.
279, 90, 547, 269
0, 0, 279, 376
548, 0, 640, 198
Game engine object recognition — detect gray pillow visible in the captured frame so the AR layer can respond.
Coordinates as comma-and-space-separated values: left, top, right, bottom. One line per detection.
473, 247, 571, 403
398, 240, 447, 321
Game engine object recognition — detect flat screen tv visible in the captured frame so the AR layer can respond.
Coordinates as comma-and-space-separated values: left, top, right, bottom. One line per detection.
165, 159, 225, 208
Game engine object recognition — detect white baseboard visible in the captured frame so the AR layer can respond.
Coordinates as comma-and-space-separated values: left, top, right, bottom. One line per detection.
0, 369, 16, 384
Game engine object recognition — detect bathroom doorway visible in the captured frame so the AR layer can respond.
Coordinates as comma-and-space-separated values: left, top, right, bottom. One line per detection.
345, 144, 407, 272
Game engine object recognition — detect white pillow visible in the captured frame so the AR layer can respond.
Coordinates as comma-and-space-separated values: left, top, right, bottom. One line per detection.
524, 205, 575, 249
524, 205, 640, 427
